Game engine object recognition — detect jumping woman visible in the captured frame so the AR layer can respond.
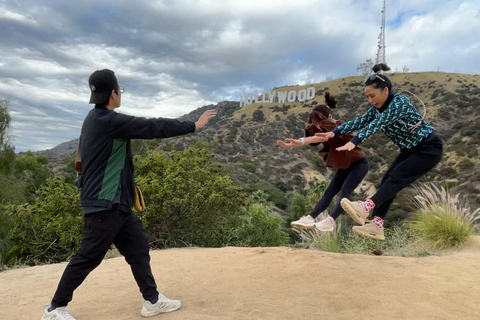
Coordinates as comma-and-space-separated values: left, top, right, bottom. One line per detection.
277, 92, 368, 232
317, 64, 443, 240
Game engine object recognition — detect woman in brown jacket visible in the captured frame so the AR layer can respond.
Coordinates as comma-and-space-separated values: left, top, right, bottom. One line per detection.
277, 92, 368, 231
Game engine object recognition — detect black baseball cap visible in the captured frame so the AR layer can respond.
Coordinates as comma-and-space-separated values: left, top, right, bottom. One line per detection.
88, 69, 118, 104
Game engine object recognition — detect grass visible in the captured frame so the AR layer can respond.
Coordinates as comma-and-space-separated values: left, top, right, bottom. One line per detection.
411, 183, 480, 249
293, 182, 480, 255
293, 213, 423, 257
411, 212, 472, 249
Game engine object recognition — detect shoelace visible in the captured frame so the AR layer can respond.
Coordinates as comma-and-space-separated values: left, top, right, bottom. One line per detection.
149, 296, 176, 310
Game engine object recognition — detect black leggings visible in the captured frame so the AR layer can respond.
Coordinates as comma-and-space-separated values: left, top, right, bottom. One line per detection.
310, 157, 369, 220
371, 135, 443, 219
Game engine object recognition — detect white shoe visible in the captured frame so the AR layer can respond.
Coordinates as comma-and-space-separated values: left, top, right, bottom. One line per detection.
291, 215, 315, 229
41, 306, 76, 320
141, 294, 181, 317
314, 217, 335, 232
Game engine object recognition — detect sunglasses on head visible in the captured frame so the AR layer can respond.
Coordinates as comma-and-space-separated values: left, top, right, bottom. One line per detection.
365, 74, 386, 83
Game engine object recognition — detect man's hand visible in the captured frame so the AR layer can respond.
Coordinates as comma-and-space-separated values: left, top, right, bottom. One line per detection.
195, 109, 216, 130
336, 142, 356, 151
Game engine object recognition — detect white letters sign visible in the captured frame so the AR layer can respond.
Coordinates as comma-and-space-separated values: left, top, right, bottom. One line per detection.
240, 87, 315, 107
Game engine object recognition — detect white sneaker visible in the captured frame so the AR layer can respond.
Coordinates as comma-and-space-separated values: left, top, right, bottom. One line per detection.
141, 294, 181, 317
291, 215, 315, 229
314, 217, 335, 232
41, 306, 76, 320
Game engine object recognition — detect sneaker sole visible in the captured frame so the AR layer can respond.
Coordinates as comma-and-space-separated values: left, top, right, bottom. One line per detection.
141, 305, 181, 317
340, 199, 366, 225
352, 226, 385, 240
290, 223, 315, 230
314, 225, 334, 232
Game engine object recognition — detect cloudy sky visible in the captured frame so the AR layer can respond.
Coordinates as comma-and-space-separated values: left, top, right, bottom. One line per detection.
0, 0, 479, 151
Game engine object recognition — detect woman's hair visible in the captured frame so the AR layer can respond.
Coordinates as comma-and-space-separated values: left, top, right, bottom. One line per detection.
308, 91, 337, 125
365, 63, 392, 92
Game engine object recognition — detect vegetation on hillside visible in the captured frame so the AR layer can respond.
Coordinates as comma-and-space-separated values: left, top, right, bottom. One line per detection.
1, 72, 479, 268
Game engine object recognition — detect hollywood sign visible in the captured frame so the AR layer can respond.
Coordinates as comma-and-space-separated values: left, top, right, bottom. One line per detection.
240, 87, 316, 107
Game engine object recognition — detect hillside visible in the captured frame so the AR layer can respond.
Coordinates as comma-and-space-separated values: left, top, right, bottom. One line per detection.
41, 72, 480, 221
167, 72, 480, 217
1, 237, 479, 320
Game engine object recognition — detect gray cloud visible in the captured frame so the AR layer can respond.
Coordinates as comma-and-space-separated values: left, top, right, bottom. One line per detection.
0, 0, 478, 151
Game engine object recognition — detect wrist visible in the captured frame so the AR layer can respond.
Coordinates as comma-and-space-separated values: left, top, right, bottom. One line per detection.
299, 137, 305, 145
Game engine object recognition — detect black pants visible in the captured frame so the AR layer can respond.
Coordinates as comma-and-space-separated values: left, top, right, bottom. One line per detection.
310, 157, 369, 220
51, 207, 158, 308
371, 135, 443, 219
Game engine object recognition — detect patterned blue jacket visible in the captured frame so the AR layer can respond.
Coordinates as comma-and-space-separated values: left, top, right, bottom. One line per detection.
333, 93, 433, 149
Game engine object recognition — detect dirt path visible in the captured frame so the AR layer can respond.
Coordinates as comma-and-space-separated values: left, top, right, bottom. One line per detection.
1, 237, 479, 320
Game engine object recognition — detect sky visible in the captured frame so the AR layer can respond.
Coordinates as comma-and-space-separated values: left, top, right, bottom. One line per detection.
0, 0, 479, 152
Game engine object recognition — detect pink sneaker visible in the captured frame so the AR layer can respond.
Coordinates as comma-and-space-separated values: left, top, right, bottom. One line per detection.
291, 215, 315, 229
314, 217, 334, 232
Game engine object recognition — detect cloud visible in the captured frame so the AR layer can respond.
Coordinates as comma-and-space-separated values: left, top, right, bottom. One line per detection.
0, 0, 478, 151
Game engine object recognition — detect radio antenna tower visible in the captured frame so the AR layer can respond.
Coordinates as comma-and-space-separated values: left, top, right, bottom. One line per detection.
375, 0, 386, 64
357, 0, 387, 75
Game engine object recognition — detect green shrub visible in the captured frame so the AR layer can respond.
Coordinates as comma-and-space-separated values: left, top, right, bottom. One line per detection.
252, 109, 265, 122
411, 183, 480, 249
412, 211, 472, 249
135, 147, 247, 248
246, 181, 288, 209
227, 203, 288, 247
288, 193, 310, 222
6, 178, 83, 266
241, 162, 257, 173
0, 210, 14, 268
457, 159, 474, 170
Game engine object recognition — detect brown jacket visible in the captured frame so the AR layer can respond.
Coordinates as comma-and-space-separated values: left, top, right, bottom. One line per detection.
305, 120, 365, 169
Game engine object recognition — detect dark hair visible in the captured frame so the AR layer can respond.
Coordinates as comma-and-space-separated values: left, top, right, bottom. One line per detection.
365, 63, 392, 92
308, 91, 337, 125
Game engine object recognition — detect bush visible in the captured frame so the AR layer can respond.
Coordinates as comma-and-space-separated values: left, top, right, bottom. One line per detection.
412, 211, 473, 249
246, 181, 288, 209
457, 159, 474, 170
411, 183, 480, 249
241, 162, 257, 173
135, 147, 247, 248
227, 203, 288, 247
6, 178, 83, 266
0, 210, 14, 268
252, 109, 265, 122
288, 193, 310, 222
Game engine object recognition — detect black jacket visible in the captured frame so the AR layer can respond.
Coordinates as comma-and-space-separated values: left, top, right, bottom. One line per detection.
79, 108, 195, 213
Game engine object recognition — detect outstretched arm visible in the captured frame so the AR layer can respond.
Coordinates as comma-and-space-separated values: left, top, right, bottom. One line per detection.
332, 107, 377, 136
110, 109, 216, 140
277, 135, 329, 149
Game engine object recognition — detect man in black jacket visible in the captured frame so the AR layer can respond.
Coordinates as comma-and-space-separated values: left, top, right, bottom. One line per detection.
42, 69, 216, 320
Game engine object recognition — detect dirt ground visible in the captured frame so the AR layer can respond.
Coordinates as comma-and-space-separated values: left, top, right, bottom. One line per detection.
1, 237, 479, 320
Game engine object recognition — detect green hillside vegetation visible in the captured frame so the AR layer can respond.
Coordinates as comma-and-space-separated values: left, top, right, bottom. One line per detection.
1, 72, 479, 268
164, 72, 480, 219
